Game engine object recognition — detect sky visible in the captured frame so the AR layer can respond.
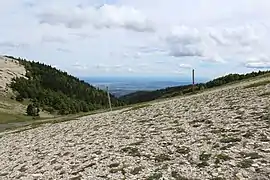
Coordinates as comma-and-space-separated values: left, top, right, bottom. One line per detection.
1, 0, 270, 79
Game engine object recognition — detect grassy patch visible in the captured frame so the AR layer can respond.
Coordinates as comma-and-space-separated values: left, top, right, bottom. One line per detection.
176, 146, 190, 154
197, 161, 209, 168
199, 151, 212, 161
0, 108, 108, 133
244, 80, 270, 89
239, 152, 262, 159
237, 159, 253, 168
259, 91, 270, 97
108, 162, 120, 168
171, 171, 189, 180
0, 112, 33, 124
154, 154, 171, 162
146, 172, 162, 180
215, 153, 231, 164
128, 140, 144, 146
211, 178, 226, 180
242, 131, 253, 138
220, 137, 241, 143
130, 166, 144, 175
126, 103, 152, 112
121, 146, 140, 157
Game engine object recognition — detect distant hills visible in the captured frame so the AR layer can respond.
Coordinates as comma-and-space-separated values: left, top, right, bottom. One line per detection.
5, 56, 124, 115
84, 76, 203, 97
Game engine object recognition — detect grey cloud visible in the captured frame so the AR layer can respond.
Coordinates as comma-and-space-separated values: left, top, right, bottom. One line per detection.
169, 45, 204, 57
155, 60, 166, 64
209, 26, 259, 47
165, 26, 205, 58
56, 48, 71, 53
95, 19, 155, 32
136, 46, 167, 54
0, 42, 28, 49
38, 12, 88, 29
244, 56, 270, 69
163, 25, 264, 63
245, 62, 270, 68
69, 33, 98, 39
41, 36, 67, 43
23, 1, 37, 8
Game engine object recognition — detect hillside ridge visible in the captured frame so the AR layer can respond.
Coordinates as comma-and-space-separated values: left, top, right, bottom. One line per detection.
3, 55, 124, 116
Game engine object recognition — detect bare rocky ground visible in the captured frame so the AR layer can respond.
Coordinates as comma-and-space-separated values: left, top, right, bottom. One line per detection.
0, 78, 270, 180
0, 56, 26, 97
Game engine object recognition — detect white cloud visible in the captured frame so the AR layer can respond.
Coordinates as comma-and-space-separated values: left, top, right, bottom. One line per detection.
72, 62, 88, 70
127, 68, 135, 72
37, 4, 155, 32
245, 55, 270, 68
178, 63, 192, 69
245, 62, 270, 69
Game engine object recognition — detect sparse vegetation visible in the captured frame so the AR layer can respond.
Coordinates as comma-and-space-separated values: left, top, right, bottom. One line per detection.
259, 91, 270, 97
239, 152, 262, 159
130, 166, 144, 175
130, 104, 152, 111
215, 154, 231, 164
237, 159, 254, 168
121, 146, 140, 157
146, 172, 163, 180
242, 131, 253, 138
176, 146, 190, 154
154, 154, 171, 162
0, 112, 33, 124
197, 161, 209, 168
199, 151, 212, 161
244, 80, 270, 89
220, 137, 241, 143
171, 171, 190, 180
108, 162, 120, 168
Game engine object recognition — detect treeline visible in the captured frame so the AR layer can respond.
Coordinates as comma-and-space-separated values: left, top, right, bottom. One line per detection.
120, 70, 270, 104
6, 56, 124, 115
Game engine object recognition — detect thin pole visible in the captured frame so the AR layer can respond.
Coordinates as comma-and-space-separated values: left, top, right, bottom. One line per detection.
106, 86, 112, 111
192, 69, 195, 92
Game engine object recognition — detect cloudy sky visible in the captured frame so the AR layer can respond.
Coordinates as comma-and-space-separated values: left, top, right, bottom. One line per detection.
1, 0, 270, 79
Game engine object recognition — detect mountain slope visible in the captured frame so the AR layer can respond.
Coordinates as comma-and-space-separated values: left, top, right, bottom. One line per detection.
5, 56, 124, 115
0, 73, 269, 179
120, 71, 270, 104
0, 56, 26, 97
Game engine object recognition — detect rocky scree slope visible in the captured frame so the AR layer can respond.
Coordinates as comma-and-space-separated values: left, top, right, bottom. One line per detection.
0, 77, 270, 180
0, 56, 26, 96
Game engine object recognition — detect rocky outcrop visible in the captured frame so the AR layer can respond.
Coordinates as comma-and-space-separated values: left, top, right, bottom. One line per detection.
0, 78, 269, 180
0, 56, 26, 96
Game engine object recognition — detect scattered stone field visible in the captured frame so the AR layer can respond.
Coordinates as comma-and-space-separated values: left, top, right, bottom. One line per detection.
0, 78, 270, 180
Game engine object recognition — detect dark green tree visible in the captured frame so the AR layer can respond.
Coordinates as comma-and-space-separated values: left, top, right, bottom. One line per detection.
26, 104, 40, 116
